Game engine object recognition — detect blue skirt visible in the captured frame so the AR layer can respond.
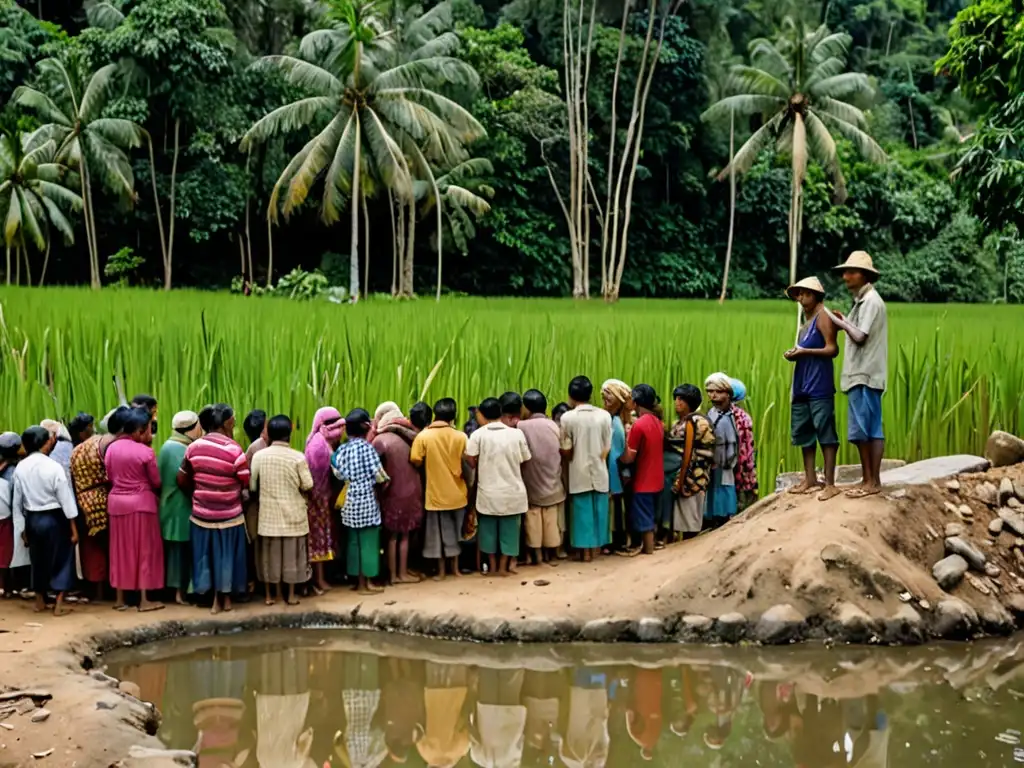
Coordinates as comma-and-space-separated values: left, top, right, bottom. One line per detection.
704, 470, 738, 521
26, 509, 75, 593
570, 491, 609, 549
190, 522, 248, 595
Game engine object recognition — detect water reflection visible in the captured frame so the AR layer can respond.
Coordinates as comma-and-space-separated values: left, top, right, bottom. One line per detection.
105, 631, 1024, 767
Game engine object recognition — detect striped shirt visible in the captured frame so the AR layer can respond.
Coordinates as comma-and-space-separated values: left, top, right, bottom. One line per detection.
180, 432, 250, 525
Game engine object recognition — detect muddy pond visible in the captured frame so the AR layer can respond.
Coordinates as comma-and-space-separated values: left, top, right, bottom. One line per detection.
103, 628, 1024, 767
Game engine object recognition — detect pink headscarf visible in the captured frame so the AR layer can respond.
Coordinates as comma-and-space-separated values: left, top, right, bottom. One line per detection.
305, 407, 344, 504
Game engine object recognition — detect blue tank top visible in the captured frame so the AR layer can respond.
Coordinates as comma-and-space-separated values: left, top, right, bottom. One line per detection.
793, 314, 835, 401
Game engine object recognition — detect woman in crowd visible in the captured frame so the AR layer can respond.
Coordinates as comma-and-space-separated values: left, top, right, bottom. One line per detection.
668, 384, 713, 539
40, 419, 73, 481
0, 432, 22, 598
106, 407, 164, 612
601, 379, 632, 553
703, 373, 740, 528
304, 406, 344, 594
371, 404, 423, 585
730, 378, 759, 512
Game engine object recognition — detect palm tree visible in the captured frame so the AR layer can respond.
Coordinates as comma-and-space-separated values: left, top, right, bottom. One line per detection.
701, 20, 886, 287
240, 0, 484, 300
0, 132, 82, 285
13, 57, 144, 288
416, 157, 493, 299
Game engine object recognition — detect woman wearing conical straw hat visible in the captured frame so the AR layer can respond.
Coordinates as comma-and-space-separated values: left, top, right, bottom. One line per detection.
825, 251, 888, 499
783, 276, 841, 502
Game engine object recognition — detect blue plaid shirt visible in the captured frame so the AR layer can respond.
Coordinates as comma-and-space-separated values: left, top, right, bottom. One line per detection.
331, 438, 388, 528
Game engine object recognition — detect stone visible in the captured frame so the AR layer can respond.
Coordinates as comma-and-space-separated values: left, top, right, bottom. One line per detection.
580, 618, 631, 642
944, 502, 959, 515
958, 504, 975, 519
887, 488, 908, 501
470, 617, 509, 640
1009, 497, 1023, 510
879, 456, 986, 486
945, 479, 961, 492
681, 614, 714, 635
835, 602, 875, 642
998, 508, 1024, 537
90, 672, 118, 687
978, 602, 1015, 635
1006, 593, 1024, 621
715, 613, 747, 643
509, 618, 559, 642
965, 573, 991, 596
925, 524, 939, 540
945, 536, 987, 571
1017, 549, 1024, 568
946, 523, 966, 538
972, 482, 999, 507
1015, 538, 1024, 550
1000, 477, 1016, 505
533, 580, 551, 587
15, 699, 34, 715
984, 430, 1024, 468
918, 600, 931, 611
884, 604, 925, 644
29, 709, 50, 724
932, 598, 979, 639
932, 554, 968, 590
985, 563, 1002, 578
1016, 481, 1024, 501
820, 542, 861, 569
118, 681, 141, 700
634, 617, 667, 643
754, 604, 805, 645
989, 519, 1005, 537
775, 460, 905, 492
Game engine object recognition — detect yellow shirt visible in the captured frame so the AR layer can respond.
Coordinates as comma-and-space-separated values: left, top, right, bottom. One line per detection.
409, 421, 468, 511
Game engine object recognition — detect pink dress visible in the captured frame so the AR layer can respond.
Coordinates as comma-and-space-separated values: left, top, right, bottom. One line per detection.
105, 438, 164, 591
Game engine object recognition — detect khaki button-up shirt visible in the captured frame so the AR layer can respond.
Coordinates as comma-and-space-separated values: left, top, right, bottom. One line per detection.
841, 284, 888, 393
250, 442, 314, 537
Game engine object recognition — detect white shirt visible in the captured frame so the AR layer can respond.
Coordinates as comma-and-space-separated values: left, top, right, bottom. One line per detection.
12, 452, 79, 519
465, 422, 531, 517
1, 465, 29, 568
559, 405, 612, 494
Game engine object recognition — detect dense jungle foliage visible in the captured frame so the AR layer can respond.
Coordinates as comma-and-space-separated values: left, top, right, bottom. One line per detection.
2, 0, 1024, 301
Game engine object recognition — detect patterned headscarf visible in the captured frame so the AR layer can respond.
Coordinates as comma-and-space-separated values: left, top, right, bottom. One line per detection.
377, 408, 405, 430
601, 379, 631, 406
704, 372, 733, 398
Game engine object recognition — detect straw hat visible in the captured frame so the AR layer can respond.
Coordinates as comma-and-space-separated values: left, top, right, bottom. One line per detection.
785, 276, 825, 300
833, 250, 880, 279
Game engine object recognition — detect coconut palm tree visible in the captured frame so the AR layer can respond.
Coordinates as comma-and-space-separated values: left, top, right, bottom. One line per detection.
13, 57, 144, 288
416, 157, 493, 299
240, 0, 484, 300
0, 132, 82, 285
701, 20, 887, 287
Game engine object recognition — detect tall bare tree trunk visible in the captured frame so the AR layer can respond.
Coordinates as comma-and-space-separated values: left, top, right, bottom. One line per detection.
396, 192, 406, 296
244, 153, 254, 286
147, 136, 169, 288
23, 245, 32, 286
14, 245, 21, 285
350, 118, 362, 301
403, 195, 415, 297
601, 0, 629, 297
39, 240, 50, 286
719, 111, 736, 304
163, 118, 180, 290
81, 161, 101, 289
432, 179, 443, 302
362, 193, 371, 297
388, 187, 397, 296
4, 245, 9, 285
266, 214, 274, 288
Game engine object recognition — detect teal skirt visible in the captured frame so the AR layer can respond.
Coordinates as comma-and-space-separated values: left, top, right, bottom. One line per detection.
704, 470, 738, 520
570, 491, 609, 549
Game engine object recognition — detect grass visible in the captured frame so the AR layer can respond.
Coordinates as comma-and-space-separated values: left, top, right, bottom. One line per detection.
1, 287, 1021, 491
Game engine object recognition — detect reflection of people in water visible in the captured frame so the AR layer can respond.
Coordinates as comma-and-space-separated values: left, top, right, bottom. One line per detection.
558, 667, 609, 768
417, 662, 472, 768
790, 693, 845, 767
381, 657, 426, 764
521, 669, 564, 766
470, 668, 527, 768
755, 681, 799, 745
191, 649, 248, 767
698, 666, 751, 752
335, 653, 388, 768
255, 649, 315, 768
665, 666, 698, 740
841, 695, 889, 768
625, 668, 662, 760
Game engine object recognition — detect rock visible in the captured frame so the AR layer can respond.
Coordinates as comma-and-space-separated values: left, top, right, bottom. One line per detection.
509, 618, 559, 642
820, 543, 862, 570
580, 618, 631, 642
470, 616, 509, 640
985, 430, 1024, 468
31, 749, 54, 759
945, 536, 987, 571
1015, 537, 1024, 550
532, 579, 551, 587
715, 613, 747, 643
998, 508, 1024, 537
1006, 594, 1024, 621
933, 598, 979, 639
95, 701, 116, 711
775, 460, 905, 492
884, 604, 925, 644
965, 573, 992, 596
985, 563, 1002, 578
958, 504, 975, 519
835, 602, 875, 642
989, 519, 1005, 537
932, 554, 968, 590
925, 524, 939, 540
972, 482, 999, 507
1016, 481, 1024, 501
29, 709, 50, 724
945, 479, 961, 492
870, 569, 907, 595
945, 523, 966, 538
680, 614, 714, 637
944, 502, 959, 515
16, 699, 35, 715
1009, 497, 1022, 510
90, 672, 118, 687
1017, 549, 1024, 569
754, 604, 806, 644
978, 602, 1015, 635
1000, 477, 1017, 505
887, 488, 907, 500
880, 456, 986, 485
634, 617, 667, 643
118, 681, 141, 700
918, 600, 931, 611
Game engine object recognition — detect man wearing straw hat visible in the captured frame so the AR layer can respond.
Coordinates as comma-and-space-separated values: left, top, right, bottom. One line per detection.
826, 251, 888, 498
784, 276, 841, 500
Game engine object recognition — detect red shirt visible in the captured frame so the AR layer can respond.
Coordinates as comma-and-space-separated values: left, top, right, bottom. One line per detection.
627, 412, 664, 493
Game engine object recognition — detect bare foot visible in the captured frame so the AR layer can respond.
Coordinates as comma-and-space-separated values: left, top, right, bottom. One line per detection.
507, 565, 519, 575
432, 574, 446, 582
211, 602, 221, 615
315, 581, 332, 593
451, 569, 462, 578
788, 481, 821, 495
286, 598, 300, 606
138, 601, 165, 613
175, 594, 187, 606
53, 606, 73, 617
817, 485, 842, 502
311, 585, 325, 597
358, 585, 385, 595
223, 598, 233, 613
496, 570, 509, 578
395, 575, 422, 584
265, 598, 276, 606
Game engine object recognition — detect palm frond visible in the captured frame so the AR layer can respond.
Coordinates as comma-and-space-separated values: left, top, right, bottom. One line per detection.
809, 30, 852, 67
82, 132, 135, 199
747, 38, 790, 80
372, 57, 479, 92
35, 180, 83, 211
701, 94, 786, 123
813, 95, 869, 129
362, 107, 412, 196
804, 56, 846, 88
79, 63, 121, 123
252, 55, 343, 95
3, 188, 22, 247
39, 196, 76, 244
240, 96, 336, 150
15, 188, 45, 250
321, 111, 359, 222
815, 109, 888, 163
88, 118, 143, 149
727, 65, 789, 99
808, 72, 873, 100
37, 58, 81, 116
408, 32, 460, 61
444, 184, 492, 213
284, 110, 348, 218
84, 0, 125, 30
718, 112, 785, 179
376, 87, 485, 142
268, 142, 314, 223
804, 111, 846, 202
11, 86, 73, 128
438, 157, 493, 186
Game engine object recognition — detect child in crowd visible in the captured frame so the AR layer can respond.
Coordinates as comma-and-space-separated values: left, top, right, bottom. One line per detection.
331, 409, 389, 595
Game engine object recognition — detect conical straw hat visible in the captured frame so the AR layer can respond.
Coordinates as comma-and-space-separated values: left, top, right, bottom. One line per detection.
785, 276, 825, 300
833, 250, 880, 278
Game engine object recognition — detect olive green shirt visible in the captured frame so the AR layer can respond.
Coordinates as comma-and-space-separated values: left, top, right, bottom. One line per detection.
158, 435, 192, 542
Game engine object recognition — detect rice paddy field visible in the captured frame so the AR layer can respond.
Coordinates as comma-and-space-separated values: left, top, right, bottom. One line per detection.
1, 288, 1021, 492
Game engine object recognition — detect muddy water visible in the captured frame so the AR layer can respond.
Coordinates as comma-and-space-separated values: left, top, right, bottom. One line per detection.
104, 629, 1024, 768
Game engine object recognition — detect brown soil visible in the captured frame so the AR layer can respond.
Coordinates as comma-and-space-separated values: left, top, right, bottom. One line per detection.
1, 463, 1023, 766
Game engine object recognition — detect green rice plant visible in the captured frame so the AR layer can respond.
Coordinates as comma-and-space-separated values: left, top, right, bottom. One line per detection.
0, 288, 1020, 494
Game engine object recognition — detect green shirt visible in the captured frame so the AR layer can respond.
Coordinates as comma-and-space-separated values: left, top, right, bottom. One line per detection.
158, 435, 192, 541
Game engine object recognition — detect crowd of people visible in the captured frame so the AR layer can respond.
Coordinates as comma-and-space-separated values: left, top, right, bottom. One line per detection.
0, 251, 888, 617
